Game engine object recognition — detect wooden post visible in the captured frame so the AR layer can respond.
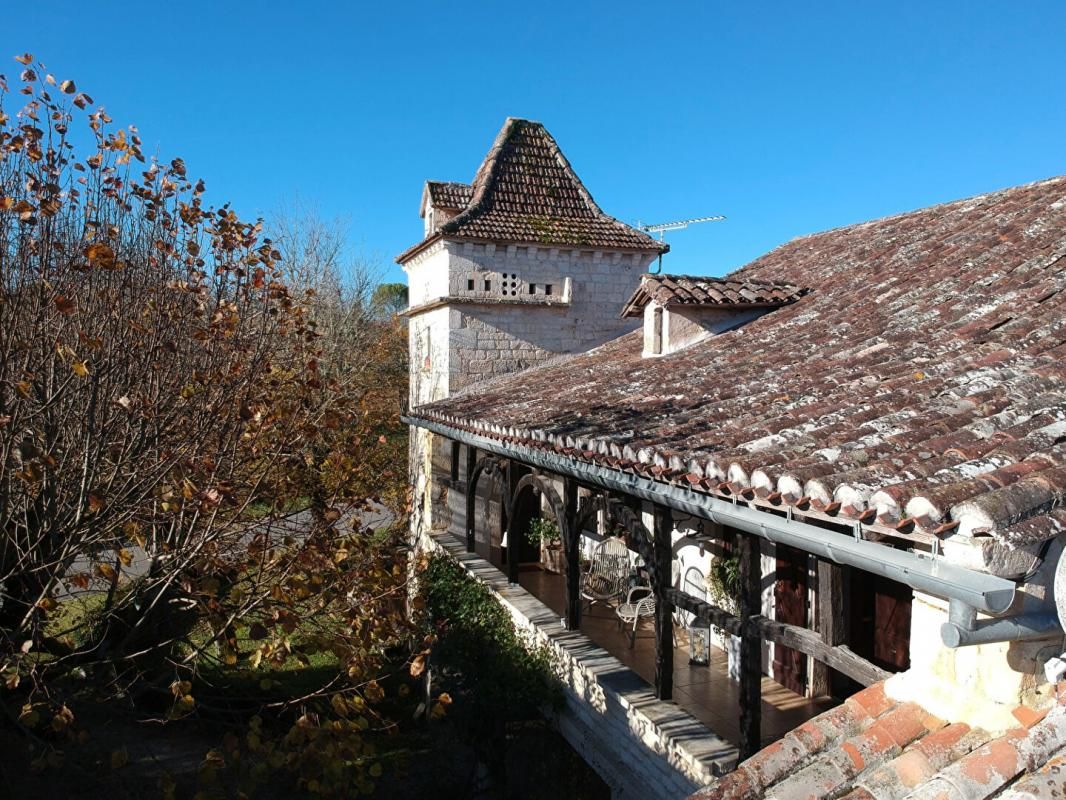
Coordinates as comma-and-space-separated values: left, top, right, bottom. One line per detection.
738, 530, 762, 760
654, 505, 674, 701
506, 460, 520, 585
811, 558, 848, 697
464, 446, 477, 552
564, 478, 581, 631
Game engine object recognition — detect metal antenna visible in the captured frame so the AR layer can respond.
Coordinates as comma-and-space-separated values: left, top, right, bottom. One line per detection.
636, 215, 726, 273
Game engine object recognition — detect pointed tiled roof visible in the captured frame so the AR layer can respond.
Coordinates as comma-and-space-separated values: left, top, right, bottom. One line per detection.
620, 273, 809, 318
398, 118, 668, 263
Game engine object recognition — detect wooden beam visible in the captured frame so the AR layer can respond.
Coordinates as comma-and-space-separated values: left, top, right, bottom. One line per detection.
664, 588, 889, 688
738, 532, 762, 760
654, 505, 673, 701
667, 587, 742, 634
464, 446, 477, 552
760, 618, 889, 689
564, 478, 581, 631
811, 558, 847, 697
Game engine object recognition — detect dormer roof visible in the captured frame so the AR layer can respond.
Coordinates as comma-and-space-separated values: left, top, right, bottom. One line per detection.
398, 117, 668, 263
621, 273, 809, 318
419, 181, 473, 217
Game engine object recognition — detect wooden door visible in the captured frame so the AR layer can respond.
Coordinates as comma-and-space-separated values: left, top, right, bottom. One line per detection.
773, 544, 808, 695
850, 574, 912, 672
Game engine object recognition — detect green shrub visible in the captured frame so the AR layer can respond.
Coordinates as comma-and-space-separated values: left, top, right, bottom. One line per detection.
419, 554, 562, 738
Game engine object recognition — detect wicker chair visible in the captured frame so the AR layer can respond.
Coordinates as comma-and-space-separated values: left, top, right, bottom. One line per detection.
581, 536, 630, 609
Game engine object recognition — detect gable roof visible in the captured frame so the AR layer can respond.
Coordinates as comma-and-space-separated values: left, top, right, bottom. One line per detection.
620, 273, 809, 318
407, 175, 1066, 548
690, 680, 1066, 800
398, 118, 668, 263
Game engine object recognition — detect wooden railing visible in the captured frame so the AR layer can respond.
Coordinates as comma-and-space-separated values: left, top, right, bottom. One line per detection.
666, 588, 891, 688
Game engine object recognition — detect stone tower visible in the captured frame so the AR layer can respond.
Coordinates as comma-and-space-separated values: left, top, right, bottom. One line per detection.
399, 117, 667, 535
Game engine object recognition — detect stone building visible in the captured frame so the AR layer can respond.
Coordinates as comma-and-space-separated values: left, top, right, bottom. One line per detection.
399, 123, 1066, 799
398, 117, 666, 536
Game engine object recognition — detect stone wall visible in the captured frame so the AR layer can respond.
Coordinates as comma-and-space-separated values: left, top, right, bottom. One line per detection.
444, 241, 653, 391
431, 533, 737, 799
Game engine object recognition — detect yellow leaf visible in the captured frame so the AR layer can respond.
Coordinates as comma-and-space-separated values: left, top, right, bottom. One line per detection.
409, 654, 425, 678
59, 79, 76, 94
171, 680, 192, 697
111, 748, 129, 770
72, 360, 89, 377
913, 371, 926, 381
96, 563, 116, 581
14, 54, 33, 65
19, 705, 40, 727
330, 693, 349, 718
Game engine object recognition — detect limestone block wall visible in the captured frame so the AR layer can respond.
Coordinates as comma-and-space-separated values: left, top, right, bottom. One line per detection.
444, 241, 653, 391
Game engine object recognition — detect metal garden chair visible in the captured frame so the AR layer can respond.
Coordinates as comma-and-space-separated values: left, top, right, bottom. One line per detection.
616, 586, 656, 647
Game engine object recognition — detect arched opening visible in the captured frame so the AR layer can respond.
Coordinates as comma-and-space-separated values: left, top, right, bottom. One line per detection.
467, 457, 507, 567
504, 473, 568, 584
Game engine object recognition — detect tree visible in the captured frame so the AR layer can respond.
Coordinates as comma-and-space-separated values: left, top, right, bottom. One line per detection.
370, 282, 408, 318
0, 57, 427, 798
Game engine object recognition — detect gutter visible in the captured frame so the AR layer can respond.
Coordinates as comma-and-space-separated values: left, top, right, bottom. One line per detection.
405, 415, 1017, 616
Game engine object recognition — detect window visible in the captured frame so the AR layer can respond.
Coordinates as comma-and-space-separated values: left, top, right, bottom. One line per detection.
545, 283, 553, 296
467, 278, 475, 291
528, 284, 536, 294
652, 307, 663, 354
484, 279, 491, 292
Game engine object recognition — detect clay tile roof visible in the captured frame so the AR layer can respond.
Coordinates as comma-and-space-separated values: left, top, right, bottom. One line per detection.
409, 175, 1066, 546
425, 181, 473, 210
398, 117, 668, 263
688, 681, 1066, 800
621, 273, 809, 317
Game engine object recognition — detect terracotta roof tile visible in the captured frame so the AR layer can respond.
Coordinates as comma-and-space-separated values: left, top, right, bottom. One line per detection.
425, 180, 472, 210
398, 118, 667, 262
687, 683, 1066, 800
620, 273, 809, 317
410, 175, 1066, 546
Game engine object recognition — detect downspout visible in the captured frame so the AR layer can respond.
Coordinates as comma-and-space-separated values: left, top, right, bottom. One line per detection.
940, 598, 1063, 648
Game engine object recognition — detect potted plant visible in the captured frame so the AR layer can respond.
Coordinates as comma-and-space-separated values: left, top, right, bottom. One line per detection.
526, 517, 563, 574
707, 552, 742, 680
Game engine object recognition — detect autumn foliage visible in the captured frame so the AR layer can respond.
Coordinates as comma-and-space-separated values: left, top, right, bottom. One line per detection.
0, 54, 419, 797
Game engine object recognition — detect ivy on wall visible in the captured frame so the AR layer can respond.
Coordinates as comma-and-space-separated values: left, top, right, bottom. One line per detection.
418, 554, 563, 738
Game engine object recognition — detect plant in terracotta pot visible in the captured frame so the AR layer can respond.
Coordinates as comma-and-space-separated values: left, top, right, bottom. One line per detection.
707, 552, 742, 680
526, 518, 563, 574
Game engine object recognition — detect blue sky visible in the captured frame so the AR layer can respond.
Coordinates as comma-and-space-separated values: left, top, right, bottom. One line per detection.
6, 2, 1066, 284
